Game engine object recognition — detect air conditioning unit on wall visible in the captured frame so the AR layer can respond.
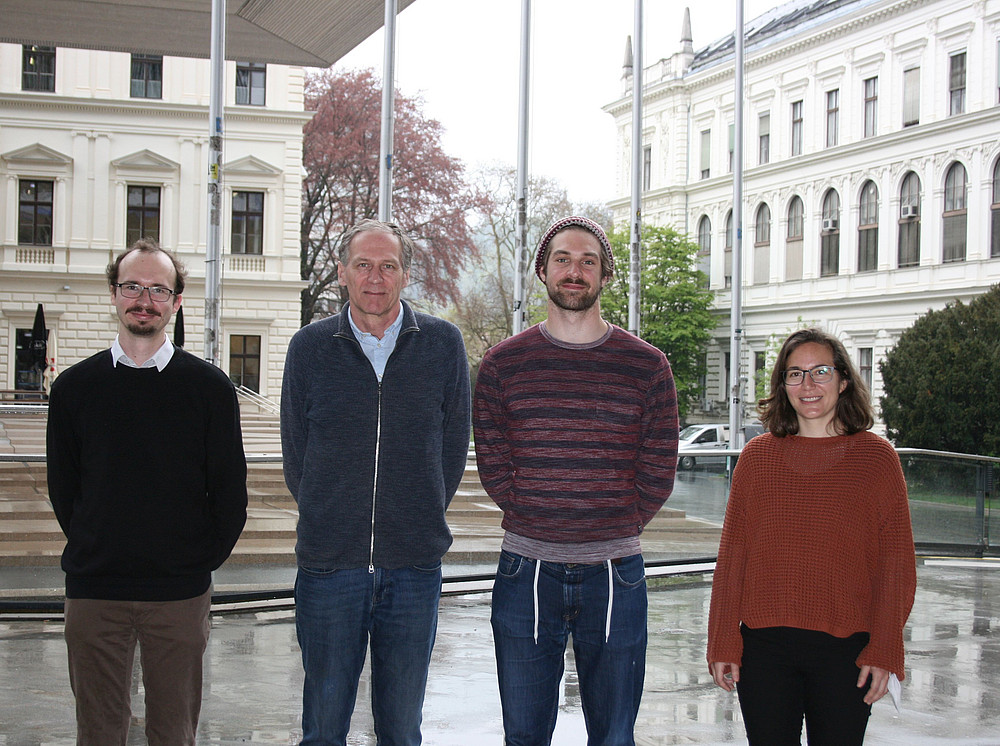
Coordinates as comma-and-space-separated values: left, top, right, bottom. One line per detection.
901, 205, 920, 219
822, 218, 839, 231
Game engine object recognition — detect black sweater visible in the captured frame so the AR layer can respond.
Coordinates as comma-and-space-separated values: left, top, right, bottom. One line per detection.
46, 348, 248, 601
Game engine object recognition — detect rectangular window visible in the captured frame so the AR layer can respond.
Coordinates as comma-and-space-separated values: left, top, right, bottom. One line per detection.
131, 54, 163, 99
949, 52, 966, 116
791, 100, 803, 156
825, 89, 839, 147
754, 351, 767, 400
724, 352, 731, 400
991, 207, 1000, 258
858, 347, 873, 395
126, 185, 161, 245
858, 228, 878, 272
821, 233, 839, 276
642, 146, 651, 191
14, 328, 44, 392
229, 335, 261, 392
232, 191, 264, 255
898, 221, 920, 267
22, 45, 55, 92
700, 130, 711, 179
903, 68, 920, 126
18, 180, 54, 246
727, 123, 735, 173
758, 113, 770, 165
236, 62, 266, 106
863, 77, 877, 138
943, 213, 967, 262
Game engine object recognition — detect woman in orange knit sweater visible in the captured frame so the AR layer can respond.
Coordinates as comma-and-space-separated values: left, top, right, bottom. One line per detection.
707, 328, 916, 745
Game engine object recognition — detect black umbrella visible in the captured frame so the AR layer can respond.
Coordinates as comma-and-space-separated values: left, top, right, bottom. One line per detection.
173, 305, 185, 348
30, 303, 48, 391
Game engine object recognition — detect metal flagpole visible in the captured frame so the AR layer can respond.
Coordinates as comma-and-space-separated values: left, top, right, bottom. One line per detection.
628, 0, 643, 337
728, 0, 745, 449
378, 0, 398, 222
203, 0, 225, 366
512, 0, 531, 336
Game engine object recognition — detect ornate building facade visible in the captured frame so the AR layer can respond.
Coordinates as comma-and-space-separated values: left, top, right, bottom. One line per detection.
0, 43, 309, 399
606, 0, 1000, 425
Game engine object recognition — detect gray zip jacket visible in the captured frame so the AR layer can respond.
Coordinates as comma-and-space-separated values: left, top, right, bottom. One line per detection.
280, 301, 471, 570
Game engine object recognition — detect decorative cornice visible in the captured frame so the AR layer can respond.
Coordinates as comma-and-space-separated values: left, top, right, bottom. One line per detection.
0, 92, 312, 127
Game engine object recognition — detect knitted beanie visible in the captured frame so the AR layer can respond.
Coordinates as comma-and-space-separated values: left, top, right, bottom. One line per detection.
534, 216, 614, 279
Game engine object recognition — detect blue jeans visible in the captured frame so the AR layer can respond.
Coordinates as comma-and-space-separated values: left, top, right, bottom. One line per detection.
294, 563, 442, 746
490, 551, 648, 746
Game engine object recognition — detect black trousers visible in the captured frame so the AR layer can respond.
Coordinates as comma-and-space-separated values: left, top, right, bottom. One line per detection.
737, 625, 873, 746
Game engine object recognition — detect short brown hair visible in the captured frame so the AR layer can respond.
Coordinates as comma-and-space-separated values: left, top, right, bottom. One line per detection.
758, 327, 874, 437
106, 238, 187, 294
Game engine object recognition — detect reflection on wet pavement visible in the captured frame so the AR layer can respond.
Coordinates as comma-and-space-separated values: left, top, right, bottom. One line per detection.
1, 560, 998, 745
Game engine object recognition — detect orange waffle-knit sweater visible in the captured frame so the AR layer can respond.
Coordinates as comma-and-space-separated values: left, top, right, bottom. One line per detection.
707, 431, 916, 678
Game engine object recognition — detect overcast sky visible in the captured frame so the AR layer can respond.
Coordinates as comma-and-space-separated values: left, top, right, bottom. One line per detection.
333, 0, 779, 206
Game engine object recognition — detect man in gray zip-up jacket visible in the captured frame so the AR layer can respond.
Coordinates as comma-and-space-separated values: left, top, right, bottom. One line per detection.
281, 219, 471, 746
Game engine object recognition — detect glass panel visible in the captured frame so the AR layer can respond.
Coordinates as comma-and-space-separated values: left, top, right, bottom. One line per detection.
943, 214, 967, 262
786, 239, 803, 280
787, 197, 803, 239
903, 68, 920, 125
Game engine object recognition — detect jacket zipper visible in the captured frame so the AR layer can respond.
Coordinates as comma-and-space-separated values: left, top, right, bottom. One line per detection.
369, 379, 381, 574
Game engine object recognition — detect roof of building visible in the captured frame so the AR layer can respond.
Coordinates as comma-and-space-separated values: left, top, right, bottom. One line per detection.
689, 0, 876, 73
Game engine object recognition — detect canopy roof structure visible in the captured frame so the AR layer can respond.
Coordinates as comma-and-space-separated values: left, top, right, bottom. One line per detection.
0, 0, 417, 67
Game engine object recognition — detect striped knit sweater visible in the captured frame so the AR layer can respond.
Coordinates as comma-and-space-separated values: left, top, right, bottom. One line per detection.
707, 431, 917, 678
473, 322, 678, 544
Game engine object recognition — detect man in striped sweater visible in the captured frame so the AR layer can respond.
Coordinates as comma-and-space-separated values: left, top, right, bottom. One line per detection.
473, 216, 679, 746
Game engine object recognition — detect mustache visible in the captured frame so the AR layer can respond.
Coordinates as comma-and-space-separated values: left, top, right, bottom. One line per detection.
126, 304, 161, 318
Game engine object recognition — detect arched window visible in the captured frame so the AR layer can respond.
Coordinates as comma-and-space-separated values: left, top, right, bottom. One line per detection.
943, 162, 967, 262
697, 215, 712, 287
754, 203, 770, 284
858, 181, 878, 272
724, 210, 733, 288
992, 159, 1000, 258
786, 196, 804, 281
898, 171, 921, 267
821, 189, 840, 276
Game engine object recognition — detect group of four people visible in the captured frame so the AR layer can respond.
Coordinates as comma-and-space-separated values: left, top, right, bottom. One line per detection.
46, 215, 915, 746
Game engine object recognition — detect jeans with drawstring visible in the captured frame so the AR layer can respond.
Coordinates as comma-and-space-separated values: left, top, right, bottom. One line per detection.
490, 550, 647, 746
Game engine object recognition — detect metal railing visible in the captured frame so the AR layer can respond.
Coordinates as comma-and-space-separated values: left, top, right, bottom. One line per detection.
235, 385, 280, 415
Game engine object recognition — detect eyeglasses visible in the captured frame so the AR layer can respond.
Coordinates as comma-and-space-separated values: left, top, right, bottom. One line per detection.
782, 365, 837, 385
112, 282, 177, 303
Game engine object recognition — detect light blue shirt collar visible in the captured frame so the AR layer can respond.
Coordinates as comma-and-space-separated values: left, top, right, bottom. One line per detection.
347, 302, 404, 381
110, 335, 175, 371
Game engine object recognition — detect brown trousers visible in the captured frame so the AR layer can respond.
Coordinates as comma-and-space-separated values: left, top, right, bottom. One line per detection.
63, 590, 211, 746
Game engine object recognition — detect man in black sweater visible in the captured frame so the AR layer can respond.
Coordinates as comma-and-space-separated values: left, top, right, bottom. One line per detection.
46, 238, 248, 745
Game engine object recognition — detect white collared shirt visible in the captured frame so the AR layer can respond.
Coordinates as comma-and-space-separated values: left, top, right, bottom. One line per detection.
110, 335, 175, 371
347, 302, 404, 381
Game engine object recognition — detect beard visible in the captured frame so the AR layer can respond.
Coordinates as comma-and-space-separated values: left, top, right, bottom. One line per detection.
546, 280, 602, 312
124, 305, 161, 337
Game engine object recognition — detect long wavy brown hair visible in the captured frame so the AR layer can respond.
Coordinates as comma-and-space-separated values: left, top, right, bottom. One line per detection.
758, 327, 874, 437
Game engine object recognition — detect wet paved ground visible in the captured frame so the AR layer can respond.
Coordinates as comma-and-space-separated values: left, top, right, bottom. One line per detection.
2, 558, 998, 745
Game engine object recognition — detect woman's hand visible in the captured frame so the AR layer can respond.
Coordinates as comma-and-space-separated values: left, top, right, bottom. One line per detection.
709, 661, 740, 692
858, 664, 890, 704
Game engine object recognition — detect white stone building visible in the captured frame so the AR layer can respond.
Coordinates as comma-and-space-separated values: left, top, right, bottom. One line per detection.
605, 0, 1000, 426
0, 43, 310, 400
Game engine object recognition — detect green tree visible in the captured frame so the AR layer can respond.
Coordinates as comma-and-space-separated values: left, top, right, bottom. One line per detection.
880, 284, 1000, 456
601, 224, 716, 419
